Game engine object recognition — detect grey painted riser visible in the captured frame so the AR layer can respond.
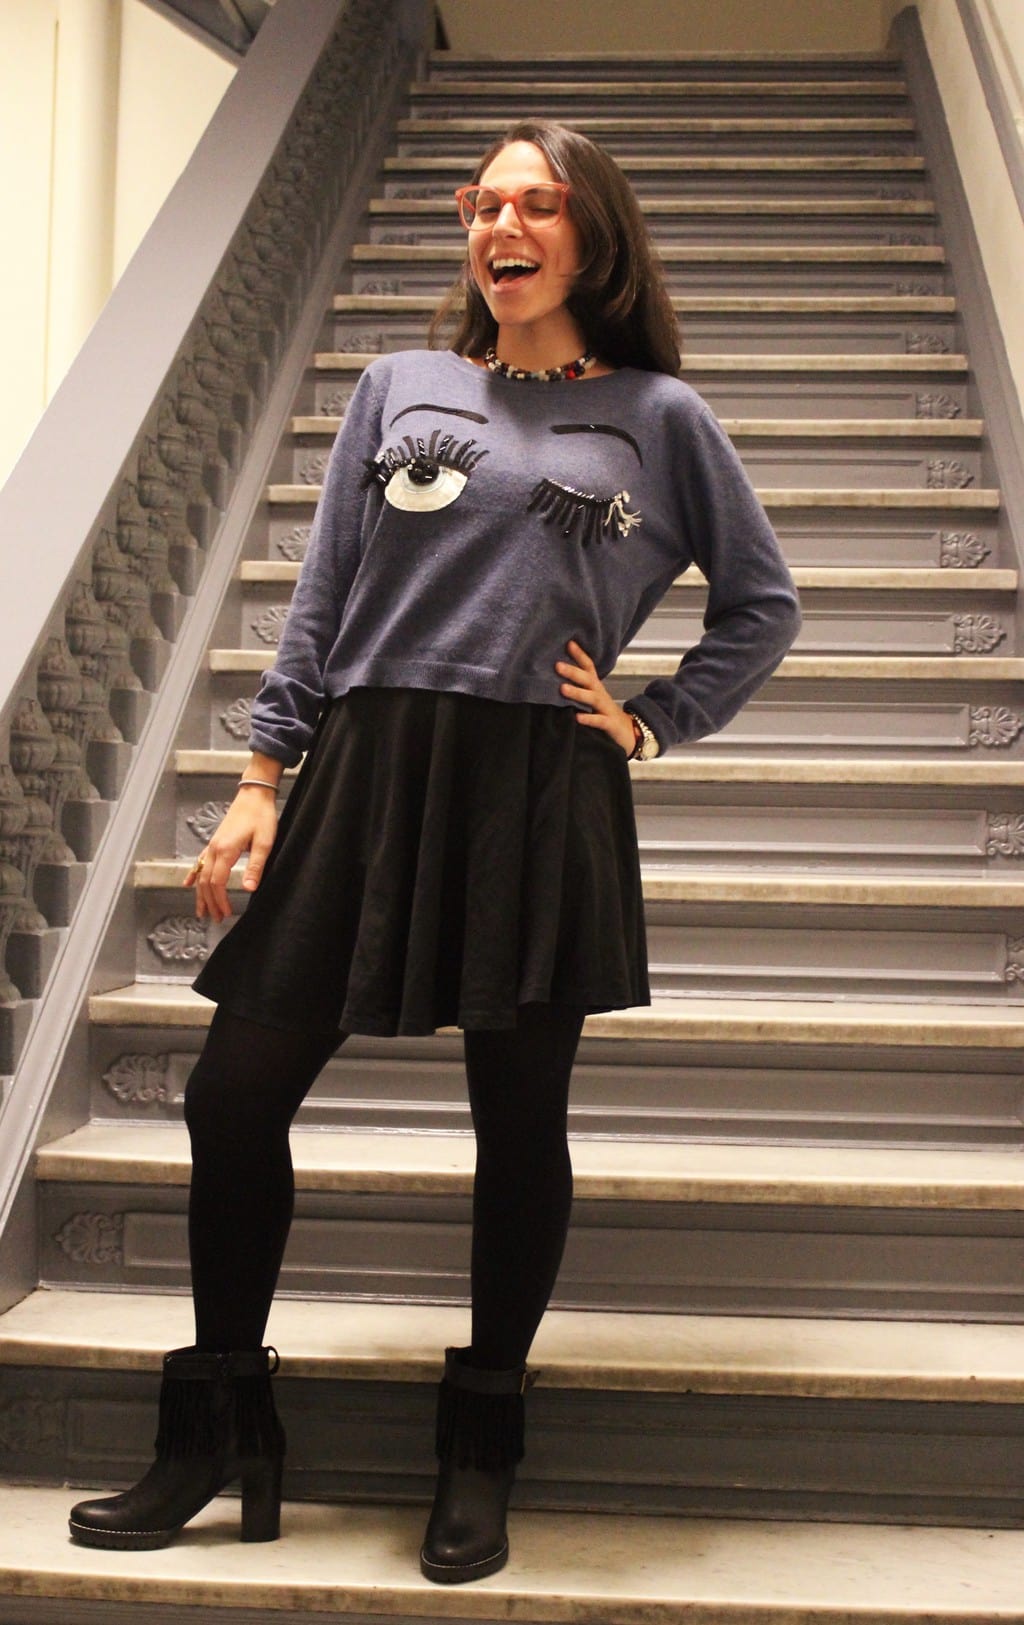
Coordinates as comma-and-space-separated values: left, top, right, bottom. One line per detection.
174, 777, 1024, 879
284, 436, 983, 490
129, 885, 1024, 1003
265, 502, 998, 569
237, 584, 1013, 659
326, 318, 963, 361
346, 261, 949, 297
33, 1180, 1024, 1319
370, 214, 941, 245
405, 89, 914, 119
394, 129, 921, 160
424, 55, 908, 83
382, 158, 930, 195
88, 1026, 1024, 1151
5, 1365, 1024, 1527
200, 673, 1024, 757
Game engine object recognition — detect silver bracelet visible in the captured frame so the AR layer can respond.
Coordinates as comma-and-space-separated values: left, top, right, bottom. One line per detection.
237, 778, 280, 793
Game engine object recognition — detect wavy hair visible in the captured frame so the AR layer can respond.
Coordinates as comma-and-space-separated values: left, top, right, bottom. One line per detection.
427, 120, 681, 377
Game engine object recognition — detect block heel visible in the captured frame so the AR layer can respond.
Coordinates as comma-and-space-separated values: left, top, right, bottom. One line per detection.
240, 1453, 283, 1542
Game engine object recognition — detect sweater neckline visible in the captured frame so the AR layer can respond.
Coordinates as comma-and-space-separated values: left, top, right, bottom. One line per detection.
444, 350, 626, 389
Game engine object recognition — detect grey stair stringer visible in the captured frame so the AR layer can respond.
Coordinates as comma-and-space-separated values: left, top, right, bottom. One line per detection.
5, 33, 1024, 1583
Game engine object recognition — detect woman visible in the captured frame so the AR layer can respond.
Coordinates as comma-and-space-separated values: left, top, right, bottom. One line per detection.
68, 120, 800, 1582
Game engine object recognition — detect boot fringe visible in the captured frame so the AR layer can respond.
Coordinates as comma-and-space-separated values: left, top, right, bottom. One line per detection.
153, 1348, 282, 1461
434, 1378, 526, 1472
154, 1370, 226, 1459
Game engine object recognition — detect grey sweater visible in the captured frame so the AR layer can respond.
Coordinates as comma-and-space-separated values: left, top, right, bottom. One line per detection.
249, 349, 801, 765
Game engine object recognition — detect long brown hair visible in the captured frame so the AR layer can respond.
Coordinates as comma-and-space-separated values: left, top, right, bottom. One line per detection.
427, 120, 681, 377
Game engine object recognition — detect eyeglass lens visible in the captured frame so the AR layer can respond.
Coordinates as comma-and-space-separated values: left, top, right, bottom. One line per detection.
460, 185, 565, 228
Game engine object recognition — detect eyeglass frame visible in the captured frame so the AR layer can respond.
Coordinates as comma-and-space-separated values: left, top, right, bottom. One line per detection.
454, 181, 572, 231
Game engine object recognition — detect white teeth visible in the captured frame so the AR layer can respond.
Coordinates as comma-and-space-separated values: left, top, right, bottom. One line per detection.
490, 258, 540, 273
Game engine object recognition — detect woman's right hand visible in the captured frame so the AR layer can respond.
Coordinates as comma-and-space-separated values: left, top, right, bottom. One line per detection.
185, 785, 278, 924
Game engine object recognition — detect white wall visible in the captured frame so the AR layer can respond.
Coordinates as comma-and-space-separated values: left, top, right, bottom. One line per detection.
909, 0, 1024, 418
0, 0, 234, 490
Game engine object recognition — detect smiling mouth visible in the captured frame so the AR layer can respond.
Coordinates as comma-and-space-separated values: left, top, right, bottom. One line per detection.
489, 258, 541, 285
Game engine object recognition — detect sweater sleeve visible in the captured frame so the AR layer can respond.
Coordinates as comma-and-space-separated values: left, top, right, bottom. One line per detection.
247, 364, 385, 766
625, 406, 801, 752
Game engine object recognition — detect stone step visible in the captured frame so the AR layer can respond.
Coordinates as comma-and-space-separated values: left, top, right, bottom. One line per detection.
397, 117, 918, 138
409, 77, 911, 99
87, 984, 1024, 1049
173, 750, 1024, 786
209, 652, 1017, 680
133, 860, 1024, 912
332, 292, 955, 316
425, 51, 907, 81
291, 417, 984, 443
372, 194, 936, 216
8, 1289, 1024, 1402
266, 482, 994, 511
33, 1124, 1024, 1318
1, 1487, 1021, 1621
354, 241, 944, 263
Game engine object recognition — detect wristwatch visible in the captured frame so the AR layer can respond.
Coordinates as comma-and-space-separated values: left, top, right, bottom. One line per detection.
624, 707, 659, 761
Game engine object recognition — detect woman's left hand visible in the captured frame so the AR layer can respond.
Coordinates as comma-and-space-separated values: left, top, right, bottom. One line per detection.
556, 639, 636, 755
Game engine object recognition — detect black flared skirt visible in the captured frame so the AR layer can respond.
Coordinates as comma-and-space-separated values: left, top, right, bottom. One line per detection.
193, 687, 649, 1036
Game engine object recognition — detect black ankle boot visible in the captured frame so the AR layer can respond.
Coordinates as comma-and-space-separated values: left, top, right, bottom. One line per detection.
68, 1346, 284, 1550
420, 1345, 536, 1585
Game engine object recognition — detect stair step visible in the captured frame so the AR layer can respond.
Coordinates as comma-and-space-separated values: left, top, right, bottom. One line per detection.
315, 351, 969, 374
351, 243, 945, 264
332, 293, 956, 315
86, 984, 1024, 1049
33, 1123, 1024, 1210
242, 561, 1012, 593
267, 483, 996, 510
6, 1289, 1024, 1403
208, 650, 1021, 679
398, 116, 918, 134
1, 1486, 1020, 1624
375, 193, 938, 217
292, 418, 985, 443
133, 861, 1024, 912
425, 52, 906, 76
409, 78, 911, 99
174, 749, 1024, 786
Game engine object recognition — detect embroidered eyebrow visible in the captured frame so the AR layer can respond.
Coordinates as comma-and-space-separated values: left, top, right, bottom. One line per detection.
550, 423, 643, 466
389, 403, 489, 428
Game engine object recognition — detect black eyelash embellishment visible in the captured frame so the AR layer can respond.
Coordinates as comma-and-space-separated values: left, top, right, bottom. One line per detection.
528, 478, 642, 546
362, 430, 488, 490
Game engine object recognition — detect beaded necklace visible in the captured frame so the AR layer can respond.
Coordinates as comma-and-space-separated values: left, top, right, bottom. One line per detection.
483, 347, 596, 382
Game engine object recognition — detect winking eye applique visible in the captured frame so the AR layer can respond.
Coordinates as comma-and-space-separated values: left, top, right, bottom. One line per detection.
528, 478, 642, 547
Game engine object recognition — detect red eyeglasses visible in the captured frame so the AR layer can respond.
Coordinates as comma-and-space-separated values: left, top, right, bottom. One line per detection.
454, 182, 571, 231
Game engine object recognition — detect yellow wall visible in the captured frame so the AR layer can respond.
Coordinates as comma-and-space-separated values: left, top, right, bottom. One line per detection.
0, 0, 234, 490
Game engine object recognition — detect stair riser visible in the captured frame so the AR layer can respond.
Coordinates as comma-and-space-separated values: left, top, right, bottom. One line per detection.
4, 1366, 1022, 1527
382, 168, 932, 199
35, 1185, 1024, 1318
202, 669, 1024, 757
397, 132, 921, 159
286, 435, 983, 490
425, 59, 910, 84
89, 1027, 1024, 1151
348, 264, 949, 297
372, 213, 940, 244
329, 312, 961, 355
405, 92, 914, 118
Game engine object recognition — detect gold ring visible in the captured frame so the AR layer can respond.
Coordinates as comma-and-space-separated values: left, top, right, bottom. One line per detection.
194, 855, 206, 874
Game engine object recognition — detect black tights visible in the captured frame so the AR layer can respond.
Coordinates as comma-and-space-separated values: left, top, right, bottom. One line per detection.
183, 1003, 584, 1366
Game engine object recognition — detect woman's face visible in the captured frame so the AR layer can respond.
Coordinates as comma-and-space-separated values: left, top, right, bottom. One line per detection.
466, 141, 584, 340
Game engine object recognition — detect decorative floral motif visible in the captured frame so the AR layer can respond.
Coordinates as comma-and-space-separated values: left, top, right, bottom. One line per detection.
895, 282, 932, 296
299, 452, 330, 485
0, 1397, 66, 1454
220, 698, 253, 740
102, 1053, 171, 1105
277, 525, 312, 561
969, 706, 1024, 749
986, 814, 1024, 858
927, 459, 974, 489
53, 1211, 125, 1265
336, 331, 382, 353
940, 531, 989, 568
1004, 939, 1024, 983
380, 230, 419, 245
952, 615, 1006, 654
905, 332, 950, 355
147, 916, 210, 963
251, 606, 289, 646
887, 232, 925, 246
916, 394, 962, 420
319, 391, 352, 417
357, 278, 401, 296
187, 801, 232, 843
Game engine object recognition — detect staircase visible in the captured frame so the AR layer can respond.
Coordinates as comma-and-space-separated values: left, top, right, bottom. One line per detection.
1, 39, 1024, 1625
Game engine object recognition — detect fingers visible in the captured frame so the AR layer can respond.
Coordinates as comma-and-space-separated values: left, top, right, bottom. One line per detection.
242, 832, 274, 893
188, 843, 239, 925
